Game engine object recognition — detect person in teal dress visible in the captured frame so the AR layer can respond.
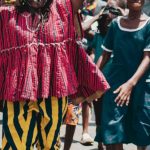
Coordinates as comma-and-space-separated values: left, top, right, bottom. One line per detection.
97, 0, 150, 150
88, 5, 123, 150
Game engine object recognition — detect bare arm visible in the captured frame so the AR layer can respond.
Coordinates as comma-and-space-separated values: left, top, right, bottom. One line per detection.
96, 50, 112, 70
114, 51, 150, 106
71, 0, 84, 13
128, 52, 150, 86
82, 15, 99, 31
82, 7, 105, 31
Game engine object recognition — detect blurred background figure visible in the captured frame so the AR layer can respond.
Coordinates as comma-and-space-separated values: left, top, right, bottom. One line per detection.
94, 0, 107, 15
63, 99, 82, 150
87, 2, 125, 150
143, 0, 150, 16
79, 1, 126, 148
97, 0, 150, 149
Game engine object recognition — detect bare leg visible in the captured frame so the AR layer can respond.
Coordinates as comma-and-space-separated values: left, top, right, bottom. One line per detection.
80, 102, 93, 145
106, 144, 123, 150
82, 102, 90, 133
64, 125, 76, 150
93, 99, 103, 150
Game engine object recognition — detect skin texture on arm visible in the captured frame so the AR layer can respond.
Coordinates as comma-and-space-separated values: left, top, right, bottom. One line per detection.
96, 50, 112, 70
127, 52, 150, 86
114, 51, 150, 107
82, 14, 100, 31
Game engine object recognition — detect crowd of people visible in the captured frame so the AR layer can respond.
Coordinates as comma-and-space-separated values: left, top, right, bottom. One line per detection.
0, 0, 150, 150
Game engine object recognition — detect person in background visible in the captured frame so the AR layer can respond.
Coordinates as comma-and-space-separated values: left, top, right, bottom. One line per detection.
97, 0, 150, 149
79, 1, 126, 146
82, 0, 127, 32
63, 99, 81, 150
80, 46, 95, 146
93, 0, 107, 15
63, 6, 95, 148
88, 3, 124, 150
0, 0, 110, 149
63, 46, 95, 149
143, 0, 150, 16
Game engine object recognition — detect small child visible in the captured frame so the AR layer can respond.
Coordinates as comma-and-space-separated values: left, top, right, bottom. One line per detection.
0, 0, 110, 149
88, 3, 124, 150
97, 0, 150, 149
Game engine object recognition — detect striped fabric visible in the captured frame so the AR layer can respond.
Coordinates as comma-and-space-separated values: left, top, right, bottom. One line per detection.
2, 97, 68, 150
0, 0, 110, 101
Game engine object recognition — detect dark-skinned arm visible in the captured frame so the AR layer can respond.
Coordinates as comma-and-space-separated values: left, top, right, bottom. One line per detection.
82, 14, 99, 31
114, 51, 150, 107
96, 50, 112, 70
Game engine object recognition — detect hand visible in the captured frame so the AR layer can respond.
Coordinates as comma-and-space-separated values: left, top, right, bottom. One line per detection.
72, 97, 85, 105
114, 81, 134, 107
85, 90, 104, 103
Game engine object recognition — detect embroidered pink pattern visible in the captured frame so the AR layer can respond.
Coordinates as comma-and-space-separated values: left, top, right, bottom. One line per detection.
0, 0, 110, 101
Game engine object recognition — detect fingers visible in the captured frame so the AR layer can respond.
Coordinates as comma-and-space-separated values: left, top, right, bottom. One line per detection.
113, 83, 132, 107
118, 95, 128, 107
86, 90, 104, 103
113, 86, 121, 94
114, 88, 123, 103
114, 92, 130, 107
125, 96, 130, 106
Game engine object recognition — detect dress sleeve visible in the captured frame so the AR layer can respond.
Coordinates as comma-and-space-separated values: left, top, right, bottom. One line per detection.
101, 21, 115, 52
70, 43, 110, 100
144, 20, 150, 52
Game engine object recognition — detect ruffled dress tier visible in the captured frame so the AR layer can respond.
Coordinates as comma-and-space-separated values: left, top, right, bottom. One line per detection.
0, 0, 110, 101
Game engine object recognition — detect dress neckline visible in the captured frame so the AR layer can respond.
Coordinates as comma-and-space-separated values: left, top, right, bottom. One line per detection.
117, 16, 150, 32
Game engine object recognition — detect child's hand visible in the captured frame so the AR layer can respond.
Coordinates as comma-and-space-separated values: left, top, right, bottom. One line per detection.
86, 90, 104, 103
113, 81, 134, 107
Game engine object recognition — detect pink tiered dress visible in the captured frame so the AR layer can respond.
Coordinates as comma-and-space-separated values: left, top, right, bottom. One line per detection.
0, 0, 110, 101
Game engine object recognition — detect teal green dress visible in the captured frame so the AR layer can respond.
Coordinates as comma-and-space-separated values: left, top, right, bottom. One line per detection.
88, 33, 113, 141
100, 16, 150, 146
88, 33, 112, 75
88, 33, 104, 63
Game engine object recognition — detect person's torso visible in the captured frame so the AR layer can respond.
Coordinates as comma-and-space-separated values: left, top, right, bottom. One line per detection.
107, 17, 150, 83
0, 0, 75, 51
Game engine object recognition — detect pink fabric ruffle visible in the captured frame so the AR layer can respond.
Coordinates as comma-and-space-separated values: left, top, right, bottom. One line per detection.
0, 0, 110, 101
0, 40, 109, 101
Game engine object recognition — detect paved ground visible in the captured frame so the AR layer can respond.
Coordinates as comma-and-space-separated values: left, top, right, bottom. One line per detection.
60, 109, 150, 150
60, 116, 138, 150
0, 112, 150, 150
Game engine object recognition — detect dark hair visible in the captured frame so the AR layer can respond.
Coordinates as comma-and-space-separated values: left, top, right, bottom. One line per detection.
86, 46, 94, 56
97, 6, 122, 35
103, 6, 122, 16
16, 0, 53, 21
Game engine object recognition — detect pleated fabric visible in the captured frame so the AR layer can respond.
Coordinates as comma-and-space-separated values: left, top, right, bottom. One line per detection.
0, 0, 109, 101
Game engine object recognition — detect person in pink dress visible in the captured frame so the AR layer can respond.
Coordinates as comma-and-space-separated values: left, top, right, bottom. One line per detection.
0, 0, 110, 149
